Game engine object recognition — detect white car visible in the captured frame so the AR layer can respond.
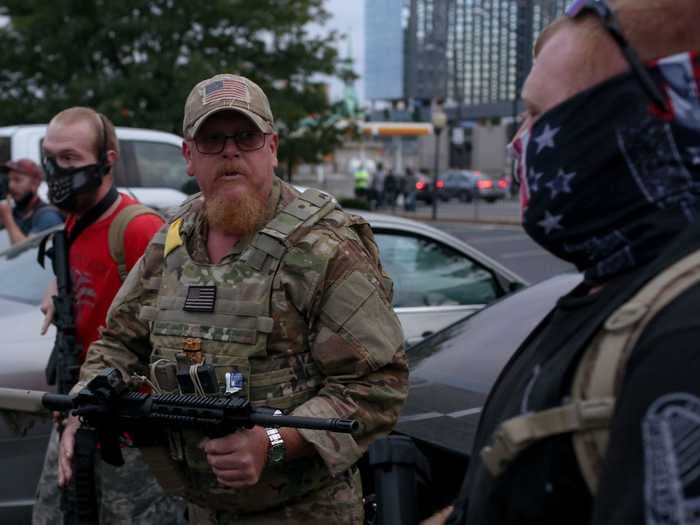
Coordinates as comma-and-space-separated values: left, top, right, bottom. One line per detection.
0, 124, 191, 210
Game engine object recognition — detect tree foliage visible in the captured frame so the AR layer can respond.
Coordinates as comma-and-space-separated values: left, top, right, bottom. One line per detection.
0, 0, 348, 176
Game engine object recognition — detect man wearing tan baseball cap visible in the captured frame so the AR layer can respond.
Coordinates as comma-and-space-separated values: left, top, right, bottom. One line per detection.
59, 72, 408, 524
0, 158, 63, 245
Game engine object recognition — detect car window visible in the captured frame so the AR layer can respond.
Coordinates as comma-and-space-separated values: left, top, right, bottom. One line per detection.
0, 244, 53, 305
375, 231, 500, 308
130, 141, 188, 192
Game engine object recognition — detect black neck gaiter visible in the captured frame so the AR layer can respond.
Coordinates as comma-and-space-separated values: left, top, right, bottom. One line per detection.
513, 51, 700, 282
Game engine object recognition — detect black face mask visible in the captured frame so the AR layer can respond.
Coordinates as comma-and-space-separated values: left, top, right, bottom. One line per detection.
511, 51, 700, 282
42, 157, 107, 210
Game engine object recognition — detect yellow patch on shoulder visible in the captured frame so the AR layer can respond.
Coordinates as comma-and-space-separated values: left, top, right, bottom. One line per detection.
164, 218, 184, 257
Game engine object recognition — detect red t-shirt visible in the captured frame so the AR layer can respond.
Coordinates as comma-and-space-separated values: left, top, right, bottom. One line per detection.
65, 194, 164, 360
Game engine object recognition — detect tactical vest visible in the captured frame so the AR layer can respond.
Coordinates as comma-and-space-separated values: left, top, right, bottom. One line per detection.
138, 188, 344, 514
480, 248, 700, 495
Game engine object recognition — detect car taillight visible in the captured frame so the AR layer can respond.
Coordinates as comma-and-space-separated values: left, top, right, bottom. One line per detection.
416, 181, 426, 190
436, 180, 445, 189
498, 179, 508, 189
477, 179, 493, 189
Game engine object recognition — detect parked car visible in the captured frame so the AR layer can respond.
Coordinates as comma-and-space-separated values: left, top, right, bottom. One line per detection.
440, 169, 478, 202
414, 173, 444, 205
473, 172, 509, 203
364, 271, 583, 521
0, 207, 527, 522
439, 170, 510, 204
0, 124, 192, 211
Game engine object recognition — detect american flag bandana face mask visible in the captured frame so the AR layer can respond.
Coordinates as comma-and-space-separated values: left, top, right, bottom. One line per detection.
507, 127, 532, 213
514, 51, 700, 281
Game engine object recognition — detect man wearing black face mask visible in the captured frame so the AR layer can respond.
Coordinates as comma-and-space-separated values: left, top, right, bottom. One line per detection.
0, 158, 63, 245
422, 1, 700, 525
33, 107, 186, 525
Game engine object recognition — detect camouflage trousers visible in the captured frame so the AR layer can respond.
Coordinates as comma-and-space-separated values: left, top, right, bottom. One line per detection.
32, 427, 187, 525
186, 468, 364, 525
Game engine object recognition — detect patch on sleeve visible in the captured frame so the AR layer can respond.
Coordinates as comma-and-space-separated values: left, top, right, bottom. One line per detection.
643, 393, 700, 525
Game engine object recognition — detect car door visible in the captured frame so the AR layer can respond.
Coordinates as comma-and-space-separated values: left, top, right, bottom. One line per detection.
373, 228, 510, 346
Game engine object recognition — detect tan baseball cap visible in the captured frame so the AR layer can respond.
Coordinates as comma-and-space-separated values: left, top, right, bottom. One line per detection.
182, 74, 275, 138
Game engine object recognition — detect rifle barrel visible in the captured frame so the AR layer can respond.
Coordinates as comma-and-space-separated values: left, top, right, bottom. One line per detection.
249, 412, 359, 434
0, 387, 73, 414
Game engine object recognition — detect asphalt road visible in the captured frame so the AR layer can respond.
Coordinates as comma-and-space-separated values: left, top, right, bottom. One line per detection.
400, 199, 577, 283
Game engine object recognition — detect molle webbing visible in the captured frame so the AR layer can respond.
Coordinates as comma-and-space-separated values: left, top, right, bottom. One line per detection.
241, 188, 338, 271
480, 248, 700, 493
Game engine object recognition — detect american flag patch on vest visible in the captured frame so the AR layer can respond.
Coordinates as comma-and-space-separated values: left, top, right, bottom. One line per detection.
183, 285, 217, 313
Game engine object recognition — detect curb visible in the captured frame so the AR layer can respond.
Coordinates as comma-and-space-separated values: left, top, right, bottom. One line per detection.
393, 212, 521, 226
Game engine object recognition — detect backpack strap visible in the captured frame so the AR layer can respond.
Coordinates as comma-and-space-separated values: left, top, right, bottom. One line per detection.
108, 204, 162, 281
571, 247, 700, 494
480, 248, 700, 488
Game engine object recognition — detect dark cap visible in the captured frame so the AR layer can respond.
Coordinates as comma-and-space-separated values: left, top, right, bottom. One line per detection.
4, 159, 43, 181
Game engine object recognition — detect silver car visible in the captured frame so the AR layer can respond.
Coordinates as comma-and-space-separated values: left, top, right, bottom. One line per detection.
0, 212, 525, 522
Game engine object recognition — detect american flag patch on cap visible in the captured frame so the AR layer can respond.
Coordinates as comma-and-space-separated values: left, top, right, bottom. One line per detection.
183, 285, 217, 313
201, 78, 249, 105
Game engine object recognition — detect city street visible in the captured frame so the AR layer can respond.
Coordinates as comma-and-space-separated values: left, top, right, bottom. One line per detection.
394, 198, 576, 283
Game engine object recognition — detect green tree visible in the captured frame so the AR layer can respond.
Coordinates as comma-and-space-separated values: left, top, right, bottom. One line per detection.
0, 0, 349, 178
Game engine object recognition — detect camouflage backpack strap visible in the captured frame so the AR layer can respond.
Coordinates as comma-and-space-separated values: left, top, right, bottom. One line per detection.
571, 247, 700, 494
240, 188, 338, 272
108, 204, 163, 281
480, 248, 700, 488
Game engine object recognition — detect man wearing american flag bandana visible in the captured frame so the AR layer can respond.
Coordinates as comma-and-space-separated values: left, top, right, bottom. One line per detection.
423, 1, 700, 524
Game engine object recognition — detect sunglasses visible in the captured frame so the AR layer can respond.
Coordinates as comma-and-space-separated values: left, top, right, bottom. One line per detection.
565, 0, 668, 112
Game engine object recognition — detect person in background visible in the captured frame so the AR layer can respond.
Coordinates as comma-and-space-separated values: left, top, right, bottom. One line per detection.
33, 106, 185, 525
371, 161, 386, 209
0, 159, 63, 245
403, 168, 418, 212
383, 168, 399, 212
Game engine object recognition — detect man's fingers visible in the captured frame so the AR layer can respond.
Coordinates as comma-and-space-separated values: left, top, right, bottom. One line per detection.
420, 506, 454, 525
201, 434, 239, 455
40, 312, 53, 335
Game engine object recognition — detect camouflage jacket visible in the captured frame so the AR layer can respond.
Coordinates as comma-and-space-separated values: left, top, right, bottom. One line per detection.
77, 177, 408, 506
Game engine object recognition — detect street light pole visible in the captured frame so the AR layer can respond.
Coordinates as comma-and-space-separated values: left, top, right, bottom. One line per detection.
431, 103, 447, 220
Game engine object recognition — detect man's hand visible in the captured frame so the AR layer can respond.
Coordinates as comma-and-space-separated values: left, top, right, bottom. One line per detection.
201, 426, 269, 488
40, 279, 58, 335
0, 199, 11, 225
420, 506, 454, 525
57, 414, 81, 488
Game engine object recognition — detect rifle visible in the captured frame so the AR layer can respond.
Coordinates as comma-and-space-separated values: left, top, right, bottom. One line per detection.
43, 229, 82, 395
1, 368, 358, 523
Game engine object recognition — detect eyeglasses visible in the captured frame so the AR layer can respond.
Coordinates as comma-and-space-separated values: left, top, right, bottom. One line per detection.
565, 0, 668, 112
194, 130, 268, 155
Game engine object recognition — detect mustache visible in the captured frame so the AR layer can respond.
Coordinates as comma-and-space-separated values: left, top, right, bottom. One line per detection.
215, 163, 247, 178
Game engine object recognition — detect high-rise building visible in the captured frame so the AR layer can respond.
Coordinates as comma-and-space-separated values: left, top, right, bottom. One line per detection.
364, 0, 405, 100
365, 0, 567, 114
445, 0, 567, 119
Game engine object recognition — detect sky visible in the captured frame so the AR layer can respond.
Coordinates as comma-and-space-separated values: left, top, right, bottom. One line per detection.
322, 0, 365, 102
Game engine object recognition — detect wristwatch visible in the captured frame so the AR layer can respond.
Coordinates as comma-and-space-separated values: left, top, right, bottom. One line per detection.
265, 426, 286, 466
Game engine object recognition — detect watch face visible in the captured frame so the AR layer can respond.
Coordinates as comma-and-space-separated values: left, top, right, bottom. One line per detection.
269, 443, 285, 464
